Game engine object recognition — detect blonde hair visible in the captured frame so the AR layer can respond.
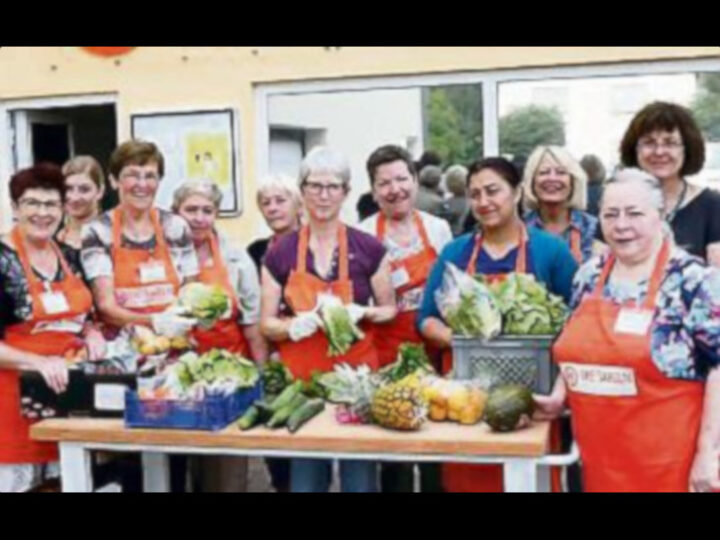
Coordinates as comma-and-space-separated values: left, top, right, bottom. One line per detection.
256, 173, 303, 211
62, 155, 105, 190
171, 179, 222, 213
522, 146, 588, 212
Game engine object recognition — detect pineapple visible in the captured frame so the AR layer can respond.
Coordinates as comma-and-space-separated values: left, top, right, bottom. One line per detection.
319, 363, 380, 424
371, 374, 428, 431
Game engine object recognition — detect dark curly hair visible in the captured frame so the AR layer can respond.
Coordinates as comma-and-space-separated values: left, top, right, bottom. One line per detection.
619, 101, 705, 176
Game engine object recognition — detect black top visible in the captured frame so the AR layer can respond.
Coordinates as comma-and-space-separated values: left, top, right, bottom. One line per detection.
0, 241, 85, 337
671, 188, 720, 261
247, 237, 271, 275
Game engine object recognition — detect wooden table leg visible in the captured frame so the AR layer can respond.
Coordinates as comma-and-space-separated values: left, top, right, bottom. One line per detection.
59, 442, 93, 493
142, 452, 170, 492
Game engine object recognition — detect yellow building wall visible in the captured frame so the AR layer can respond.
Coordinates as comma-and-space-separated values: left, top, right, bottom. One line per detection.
1, 46, 718, 241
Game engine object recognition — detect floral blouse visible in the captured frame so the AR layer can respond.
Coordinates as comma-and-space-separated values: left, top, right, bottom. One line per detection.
570, 246, 720, 381
0, 241, 86, 336
525, 208, 599, 263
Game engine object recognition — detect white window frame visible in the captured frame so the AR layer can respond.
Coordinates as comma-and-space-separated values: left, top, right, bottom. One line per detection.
254, 57, 720, 183
0, 93, 118, 231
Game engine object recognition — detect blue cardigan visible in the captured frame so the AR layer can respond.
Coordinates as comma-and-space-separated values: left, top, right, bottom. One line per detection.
417, 227, 579, 330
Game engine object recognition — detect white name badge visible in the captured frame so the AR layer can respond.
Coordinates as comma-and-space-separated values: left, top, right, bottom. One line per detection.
560, 362, 638, 397
94, 384, 128, 412
139, 262, 167, 284
614, 308, 653, 336
391, 266, 410, 289
40, 291, 70, 315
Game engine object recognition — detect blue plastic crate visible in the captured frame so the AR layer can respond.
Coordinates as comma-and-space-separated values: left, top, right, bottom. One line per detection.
124, 381, 262, 431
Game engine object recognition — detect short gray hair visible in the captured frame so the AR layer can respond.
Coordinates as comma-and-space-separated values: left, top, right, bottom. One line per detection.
602, 168, 665, 214
256, 173, 303, 210
419, 165, 443, 189
601, 167, 674, 241
445, 164, 468, 196
171, 179, 223, 213
298, 146, 351, 188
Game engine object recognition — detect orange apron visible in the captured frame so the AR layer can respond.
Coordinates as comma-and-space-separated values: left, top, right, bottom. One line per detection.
111, 208, 181, 316
568, 227, 583, 264
191, 232, 249, 356
441, 226, 529, 492
0, 227, 93, 464
277, 225, 378, 381
375, 212, 438, 367
553, 240, 703, 492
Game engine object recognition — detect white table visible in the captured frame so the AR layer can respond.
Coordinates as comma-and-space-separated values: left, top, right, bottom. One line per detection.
31, 411, 577, 492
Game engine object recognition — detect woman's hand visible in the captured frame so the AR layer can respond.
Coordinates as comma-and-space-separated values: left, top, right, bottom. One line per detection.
689, 447, 720, 492
532, 393, 565, 421
84, 327, 107, 361
33, 356, 69, 394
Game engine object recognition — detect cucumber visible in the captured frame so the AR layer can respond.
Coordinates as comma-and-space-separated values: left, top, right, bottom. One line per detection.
253, 399, 275, 423
236, 405, 261, 430
268, 380, 304, 412
287, 398, 325, 433
267, 393, 308, 429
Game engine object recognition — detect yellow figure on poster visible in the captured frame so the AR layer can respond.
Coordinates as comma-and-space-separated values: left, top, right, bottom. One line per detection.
186, 133, 230, 187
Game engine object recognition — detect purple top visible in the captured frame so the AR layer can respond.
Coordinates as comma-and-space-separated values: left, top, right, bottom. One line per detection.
263, 226, 386, 315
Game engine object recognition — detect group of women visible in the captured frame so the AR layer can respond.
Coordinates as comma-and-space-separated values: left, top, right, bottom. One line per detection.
1, 100, 719, 492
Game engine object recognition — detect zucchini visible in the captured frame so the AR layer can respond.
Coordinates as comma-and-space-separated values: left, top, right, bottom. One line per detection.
267, 393, 308, 429
287, 398, 325, 433
236, 405, 261, 430
268, 380, 304, 412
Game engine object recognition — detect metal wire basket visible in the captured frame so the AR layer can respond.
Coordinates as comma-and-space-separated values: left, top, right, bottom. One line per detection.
451, 335, 557, 394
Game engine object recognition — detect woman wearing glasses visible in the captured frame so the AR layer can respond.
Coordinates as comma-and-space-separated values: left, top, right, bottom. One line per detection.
620, 101, 720, 267
0, 165, 105, 492
80, 140, 199, 338
261, 146, 396, 492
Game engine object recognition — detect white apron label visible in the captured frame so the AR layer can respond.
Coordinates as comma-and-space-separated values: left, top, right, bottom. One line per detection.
40, 291, 70, 315
560, 362, 638, 397
391, 266, 410, 289
614, 308, 653, 336
116, 284, 175, 309
139, 262, 167, 284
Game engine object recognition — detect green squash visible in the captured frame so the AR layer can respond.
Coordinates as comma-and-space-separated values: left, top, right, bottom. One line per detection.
484, 384, 534, 432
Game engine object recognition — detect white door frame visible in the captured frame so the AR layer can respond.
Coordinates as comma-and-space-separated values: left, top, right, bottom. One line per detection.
0, 93, 118, 231
254, 56, 720, 187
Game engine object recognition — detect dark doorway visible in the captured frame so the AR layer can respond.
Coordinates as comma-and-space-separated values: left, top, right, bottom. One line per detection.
32, 124, 71, 166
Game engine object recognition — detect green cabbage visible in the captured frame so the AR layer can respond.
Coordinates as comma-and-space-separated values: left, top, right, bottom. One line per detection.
178, 283, 231, 328
487, 273, 569, 335
317, 294, 365, 357
175, 349, 259, 390
436, 263, 502, 339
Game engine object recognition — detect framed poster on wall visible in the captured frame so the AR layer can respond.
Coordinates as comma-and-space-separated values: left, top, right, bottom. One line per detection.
131, 109, 240, 214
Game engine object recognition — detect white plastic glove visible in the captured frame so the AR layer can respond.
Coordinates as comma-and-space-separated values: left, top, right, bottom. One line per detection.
151, 305, 198, 338
346, 303, 368, 324
288, 312, 323, 342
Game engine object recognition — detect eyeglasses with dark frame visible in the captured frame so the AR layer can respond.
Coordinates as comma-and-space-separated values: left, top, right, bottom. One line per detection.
302, 181, 346, 197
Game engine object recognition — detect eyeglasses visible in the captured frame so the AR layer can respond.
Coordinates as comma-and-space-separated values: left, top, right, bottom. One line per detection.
636, 140, 684, 154
119, 170, 160, 182
302, 181, 345, 197
18, 198, 63, 212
